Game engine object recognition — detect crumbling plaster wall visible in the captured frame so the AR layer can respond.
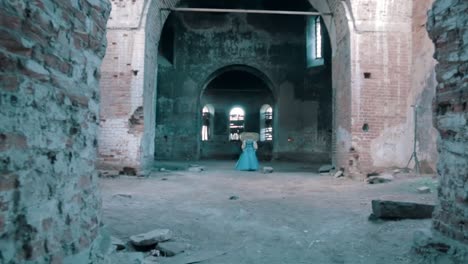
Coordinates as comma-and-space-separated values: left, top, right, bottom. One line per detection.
0, 0, 111, 263
99, 0, 179, 170
410, 0, 438, 173
344, 0, 438, 175
427, 0, 468, 246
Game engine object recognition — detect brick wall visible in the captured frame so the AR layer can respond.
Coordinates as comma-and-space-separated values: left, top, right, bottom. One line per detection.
427, 0, 468, 245
99, 0, 437, 177
336, 0, 438, 176
99, 0, 352, 171
99, 0, 179, 171
0, 0, 111, 263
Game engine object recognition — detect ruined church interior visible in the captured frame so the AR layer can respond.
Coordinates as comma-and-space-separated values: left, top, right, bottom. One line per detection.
0, 0, 467, 263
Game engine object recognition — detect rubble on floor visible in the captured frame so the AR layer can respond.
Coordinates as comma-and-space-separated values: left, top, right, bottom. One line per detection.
156, 242, 190, 257
367, 173, 394, 184
417, 186, 431, 194
318, 164, 334, 173
111, 236, 127, 251
130, 229, 173, 247
99, 170, 120, 178
109, 228, 192, 263
369, 200, 434, 220
334, 168, 345, 178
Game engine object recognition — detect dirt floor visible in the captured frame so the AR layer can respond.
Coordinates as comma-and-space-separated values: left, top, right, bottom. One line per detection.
101, 161, 437, 264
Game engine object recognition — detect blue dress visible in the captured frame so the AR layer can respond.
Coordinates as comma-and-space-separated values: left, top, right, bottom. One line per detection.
235, 140, 259, 171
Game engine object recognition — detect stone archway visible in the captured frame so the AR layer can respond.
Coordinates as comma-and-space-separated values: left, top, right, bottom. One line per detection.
98, 0, 353, 172
197, 65, 276, 160
100, 0, 440, 176
200, 64, 277, 99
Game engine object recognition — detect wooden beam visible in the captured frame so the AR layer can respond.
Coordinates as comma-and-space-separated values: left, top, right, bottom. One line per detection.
164, 7, 331, 16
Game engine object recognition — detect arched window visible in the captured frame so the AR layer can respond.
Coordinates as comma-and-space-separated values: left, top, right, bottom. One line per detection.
306, 16, 324, 67
260, 105, 273, 141
229, 107, 245, 141
201, 105, 214, 141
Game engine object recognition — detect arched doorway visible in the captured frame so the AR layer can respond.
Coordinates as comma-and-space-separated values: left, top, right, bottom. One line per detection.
199, 69, 275, 160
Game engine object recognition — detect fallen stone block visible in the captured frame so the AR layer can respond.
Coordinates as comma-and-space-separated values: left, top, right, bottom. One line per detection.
370, 200, 434, 220
367, 172, 380, 177
367, 174, 394, 184
334, 168, 344, 178
111, 236, 126, 251
417, 186, 431, 194
156, 242, 189, 257
318, 164, 334, 173
130, 229, 172, 247
263, 167, 274, 173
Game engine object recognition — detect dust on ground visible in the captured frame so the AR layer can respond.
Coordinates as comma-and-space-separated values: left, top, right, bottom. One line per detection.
101, 161, 436, 264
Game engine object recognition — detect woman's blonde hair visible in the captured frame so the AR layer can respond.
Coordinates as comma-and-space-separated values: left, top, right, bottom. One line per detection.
240, 132, 259, 142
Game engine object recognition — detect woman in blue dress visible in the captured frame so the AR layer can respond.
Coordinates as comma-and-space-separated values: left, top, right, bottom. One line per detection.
235, 133, 259, 171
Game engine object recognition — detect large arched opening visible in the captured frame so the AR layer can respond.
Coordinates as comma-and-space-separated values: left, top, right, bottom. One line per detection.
98, 0, 351, 171
152, 0, 336, 164
198, 68, 275, 160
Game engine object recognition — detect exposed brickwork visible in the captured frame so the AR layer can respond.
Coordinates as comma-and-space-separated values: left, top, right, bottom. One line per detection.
427, 0, 468, 245
99, 0, 179, 170
0, 0, 111, 263
99, 0, 437, 177
99, 0, 352, 171
335, 0, 438, 176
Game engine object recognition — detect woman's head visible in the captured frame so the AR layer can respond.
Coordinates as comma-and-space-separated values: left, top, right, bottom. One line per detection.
240, 132, 259, 142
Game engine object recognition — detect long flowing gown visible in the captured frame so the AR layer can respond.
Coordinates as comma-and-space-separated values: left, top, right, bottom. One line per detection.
235, 140, 259, 171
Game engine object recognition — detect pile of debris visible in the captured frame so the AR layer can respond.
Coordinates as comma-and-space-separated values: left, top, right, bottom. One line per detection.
318, 164, 345, 178
110, 228, 190, 263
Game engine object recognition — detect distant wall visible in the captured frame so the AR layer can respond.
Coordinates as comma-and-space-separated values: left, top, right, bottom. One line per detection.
155, 12, 333, 162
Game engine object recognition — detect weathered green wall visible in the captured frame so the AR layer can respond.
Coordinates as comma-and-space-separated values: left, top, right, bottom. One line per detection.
156, 12, 332, 162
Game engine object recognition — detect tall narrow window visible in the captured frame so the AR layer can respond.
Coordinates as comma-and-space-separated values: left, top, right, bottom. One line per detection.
201, 105, 214, 141
229, 107, 245, 141
315, 16, 322, 59
260, 105, 273, 141
306, 16, 324, 67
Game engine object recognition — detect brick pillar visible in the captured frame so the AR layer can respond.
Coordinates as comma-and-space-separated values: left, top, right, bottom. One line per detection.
0, 0, 111, 263
427, 0, 468, 246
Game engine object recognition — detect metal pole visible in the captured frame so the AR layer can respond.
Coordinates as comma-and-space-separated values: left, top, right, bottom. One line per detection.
406, 105, 420, 174
164, 7, 332, 16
